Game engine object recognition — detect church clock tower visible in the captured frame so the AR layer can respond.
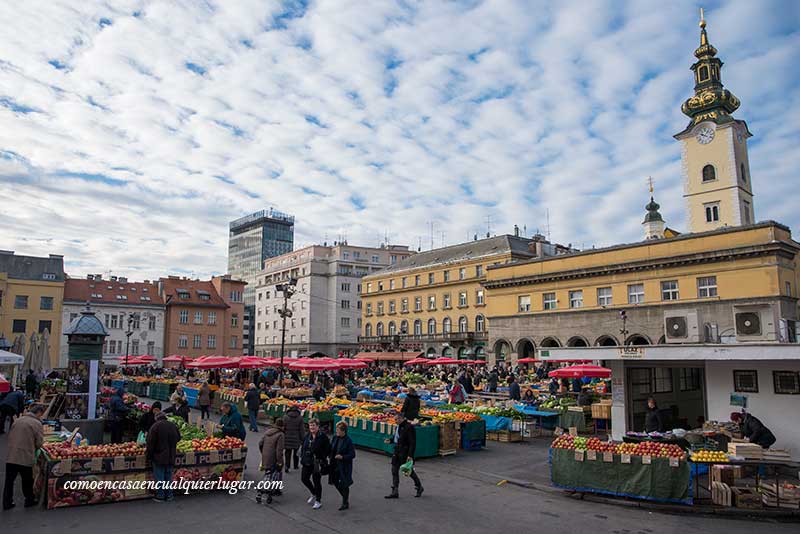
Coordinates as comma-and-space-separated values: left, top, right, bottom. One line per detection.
674, 9, 754, 233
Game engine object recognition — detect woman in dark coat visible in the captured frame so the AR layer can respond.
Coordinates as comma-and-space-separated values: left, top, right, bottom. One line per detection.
300, 418, 330, 509
401, 388, 421, 421
328, 421, 356, 511
282, 405, 306, 472
644, 397, 665, 433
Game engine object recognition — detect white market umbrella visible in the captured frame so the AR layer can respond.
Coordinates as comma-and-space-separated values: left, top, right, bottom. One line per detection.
39, 329, 52, 374
22, 333, 36, 372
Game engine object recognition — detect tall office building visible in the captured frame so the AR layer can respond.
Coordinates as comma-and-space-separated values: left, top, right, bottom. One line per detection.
228, 208, 295, 354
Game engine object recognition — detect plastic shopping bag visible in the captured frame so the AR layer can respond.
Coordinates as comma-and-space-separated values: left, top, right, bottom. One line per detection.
400, 459, 414, 476
137, 431, 147, 445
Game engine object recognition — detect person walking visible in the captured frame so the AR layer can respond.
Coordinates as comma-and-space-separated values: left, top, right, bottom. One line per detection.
197, 382, 212, 420
384, 412, 423, 499
257, 419, 285, 504
146, 412, 181, 502
300, 418, 330, 510
244, 383, 261, 432
2, 404, 44, 510
24, 370, 38, 399
108, 387, 131, 443
0, 388, 25, 434
401, 387, 421, 421
282, 405, 305, 473
328, 421, 355, 511
219, 402, 247, 440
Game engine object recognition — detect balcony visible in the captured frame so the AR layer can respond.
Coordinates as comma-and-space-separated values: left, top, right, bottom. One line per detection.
358, 331, 487, 344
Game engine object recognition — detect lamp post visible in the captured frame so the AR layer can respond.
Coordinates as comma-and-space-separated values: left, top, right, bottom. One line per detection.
124, 313, 140, 367
276, 278, 297, 387
619, 310, 629, 345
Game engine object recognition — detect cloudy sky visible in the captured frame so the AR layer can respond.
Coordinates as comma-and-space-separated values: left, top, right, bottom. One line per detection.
1, 0, 798, 280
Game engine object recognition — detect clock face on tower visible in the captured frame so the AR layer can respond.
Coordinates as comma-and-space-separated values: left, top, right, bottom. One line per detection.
696, 126, 715, 145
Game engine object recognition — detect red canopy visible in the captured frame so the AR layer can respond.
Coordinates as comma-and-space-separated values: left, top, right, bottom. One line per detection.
287, 359, 342, 371
137, 354, 156, 362
517, 357, 539, 364
403, 358, 430, 366
423, 358, 462, 366
238, 357, 275, 369
0, 374, 10, 393
336, 360, 368, 369
119, 358, 150, 366
548, 364, 611, 379
461, 360, 486, 365
187, 356, 240, 369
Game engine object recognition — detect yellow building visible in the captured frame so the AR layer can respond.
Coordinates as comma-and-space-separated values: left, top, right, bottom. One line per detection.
0, 251, 66, 368
359, 234, 558, 358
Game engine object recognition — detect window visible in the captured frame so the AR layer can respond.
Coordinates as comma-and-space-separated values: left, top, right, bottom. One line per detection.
198, 293, 210, 301
428, 295, 436, 310
192, 335, 201, 349
414, 275, 421, 286
786, 282, 793, 297
569, 290, 583, 309
147, 341, 155, 354
177, 289, 190, 300
230, 290, 242, 302
208, 311, 217, 325
597, 287, 612, 306
458, 316, 468, 333
653, 367, 673, 393
742, 200, 751, 224
194, 311, 203, 324
458, 291, 467, 307
230, 336, 238, 349
388, 322, 396, 335
148, 315, 157, 330
428, 273, 435, 284
106, 314, 119, 329
179, 310, 189, 324
341, 317, 351, 328
733, 370, 758, 393
476, 265, 483, 277
342, 251, 349, 260
443, 293, 451, 309
697, 276, 718, 298
442, 317, 451, 333
740, 163, 747, 183
401, 298, 408, 313
378, 282, 384, 291
69, 313, 78, 323
130, 315, 140, 329
401, 277, 407, 288
376, 323, 384, 336
366, 283, 372, 293
365, 323, 372, 336
443, 271, 450, 282
390, 255, 397, 264
341, 300, 351, 309
413, 320, 422, 336
518, 295, 531, 312
341, 283, 351, 292
389, 300, 398, 313
414, 297, 422, 311
476, 289, 484, 305
459, 268, 466, 280
698, 65, 709, 82
680, 368, 701, 391
40, 296, 54, 310
702, 164, 716, 182
290, 318, 296, 328
12, 319, 26, 333
661, 281, 679, 301
366, 303, 373, 315
178, 335, 188, 349
475, 315, 485, 332
14, 295, 28, 309
543, 292, 557, 310
377, 302, 384, 315
628, 284, 645, 304
389, 280, 395, 290
427, 318, 436, 335
400, 320, 408, 334
371, 255, 379, 263
353, 251, 361, 259
231, 314, 238, 327
773, 371, 800, 395
704, 202, 720, 222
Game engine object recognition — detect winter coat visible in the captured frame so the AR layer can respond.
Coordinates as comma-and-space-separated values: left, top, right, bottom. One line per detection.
508, 382, 521, 401
488, 373, 499, 390
644, 406, 665, 433
0, 390, 25, 415
169, 388, 185, 406
328, 434, 355, 489
244, 387, 261, 412
401, 394, 421, 421
220, 404, 247, 440
300, 431, 331, 468
741, 414, 776, 449
258, 426, 285, 470
448, 383, 466, 404
198, 384, 211, 406
282, 407, 306, 449
548, 380, 559, 395
163, 403, 189, 422
5, 413, 44, 466
146, 413, 181, 466
139, 410, 157, 433
312, 387, 326, 401
109, 390, 131, 421
459, 374, 474, 395
392, 420, 416, 460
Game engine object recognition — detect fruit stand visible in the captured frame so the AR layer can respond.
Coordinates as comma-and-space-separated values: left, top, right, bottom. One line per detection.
262, 397, 349, 424
148, 379, 179, 402
549, 435, 692, 504
335, 404, 440, 458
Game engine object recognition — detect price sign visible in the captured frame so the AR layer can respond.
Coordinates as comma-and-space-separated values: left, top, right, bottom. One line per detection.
642, 455, 652, 465
232, 448, 242, 460
112, 456, 126, 471
185, 451, 196, 465
669, 457, 680, 468
134, 455, 146, 469
90, 457, 103, 471
568, 427, 578, 437
60, 458, 73, 473
574, 450, 585, 462
586, 450, 597, 461
621, 454, 631, 464
209, 450, 220, 463
603, 451, 613, 463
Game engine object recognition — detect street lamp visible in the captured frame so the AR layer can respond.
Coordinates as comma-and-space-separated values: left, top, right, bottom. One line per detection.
276, 278, 297, 387
124, 313, 140, 367
619, 310, 629, 345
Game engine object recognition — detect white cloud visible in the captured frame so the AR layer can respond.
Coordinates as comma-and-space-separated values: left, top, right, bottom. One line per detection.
0, 0, 798, 281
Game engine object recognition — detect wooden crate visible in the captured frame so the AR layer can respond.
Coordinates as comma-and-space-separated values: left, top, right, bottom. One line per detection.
731, 487, 762, 509
591, 403, 611, 419
487, 430, 522, 443
438, 422, 460, 451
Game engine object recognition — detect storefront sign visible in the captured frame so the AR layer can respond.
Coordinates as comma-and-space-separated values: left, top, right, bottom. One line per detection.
619, 347, 644, 359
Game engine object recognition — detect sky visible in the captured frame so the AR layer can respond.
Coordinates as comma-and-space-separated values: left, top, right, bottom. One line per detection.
1, 0, 798, 281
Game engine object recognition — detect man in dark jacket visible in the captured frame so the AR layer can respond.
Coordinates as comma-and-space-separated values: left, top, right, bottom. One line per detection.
458, 372, 474, 395
508, 375, 521, 401
401, 388, 421, 421
644, 398, 665, 433
108, 388, 131, 443
0, 388, 25, 434
244, 383, 261, 432
146, 412, 181, 502
732, 412, 776, 449
384, 412, 423, 499
487, 370, 499, 393
282, 405, 305, 472
548, 377, 559, 395
24, 370, 38, 398
139, 401, 162, 434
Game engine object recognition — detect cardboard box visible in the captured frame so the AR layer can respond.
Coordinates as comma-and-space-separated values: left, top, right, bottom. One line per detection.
731, 487, 762, 509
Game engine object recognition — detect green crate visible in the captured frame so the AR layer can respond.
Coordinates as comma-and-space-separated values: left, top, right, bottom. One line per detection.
334, 415, 439, 458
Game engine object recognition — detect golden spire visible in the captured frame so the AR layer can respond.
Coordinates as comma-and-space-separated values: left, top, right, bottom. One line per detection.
699, 7, 708, 45
648, 176, 654, 195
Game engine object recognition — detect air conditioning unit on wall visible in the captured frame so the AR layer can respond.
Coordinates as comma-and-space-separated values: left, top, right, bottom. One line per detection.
664, 310, 702, 343
733, 305, 777, 342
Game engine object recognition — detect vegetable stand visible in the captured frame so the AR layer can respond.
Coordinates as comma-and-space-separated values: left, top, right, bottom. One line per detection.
334, 415, 440, 458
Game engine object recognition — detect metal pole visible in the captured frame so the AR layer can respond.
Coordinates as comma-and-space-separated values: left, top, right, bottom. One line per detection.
279, 290, 288, 388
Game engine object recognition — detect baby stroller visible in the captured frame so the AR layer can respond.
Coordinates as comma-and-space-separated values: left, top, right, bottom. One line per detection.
256, 464, 283, 505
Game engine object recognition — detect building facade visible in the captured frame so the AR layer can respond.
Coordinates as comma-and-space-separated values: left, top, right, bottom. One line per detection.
60, 275, 166, 366
359, 234, 573, 359
160, 275, 246, 358
0, 251, 65, 367
228, 208, 295, 355
254, 243, 413, 358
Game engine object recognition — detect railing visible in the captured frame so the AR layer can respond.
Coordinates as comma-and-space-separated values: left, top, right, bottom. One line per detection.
358, 331, 487, 344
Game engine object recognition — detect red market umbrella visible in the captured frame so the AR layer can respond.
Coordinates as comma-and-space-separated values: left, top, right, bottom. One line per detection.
287, 359, 342, 371
238, 357, 274, 369
0, 374, 10, 393
424, 358, 462, 366
517, 357, 539, 364
403, 358, 431, 366
336, 360, 368, 369
137, 354, 157, 362
119, 358, 150, 366
187, 356, 240, 369
163, 354, 189, 363
548, 364, 611, 379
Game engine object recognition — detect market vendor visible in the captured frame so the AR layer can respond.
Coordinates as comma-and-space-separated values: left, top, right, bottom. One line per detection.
548, 377, 559, 395
577, 387, 593, 407
139, 401, 162, 434
169, 385, 185, 407
521, 388, 536, 405
731, 412, 776, 449
644, 397, 665, 433
220, 401, 247, 439
108, 387, 131, 443
312, 382, 327, 402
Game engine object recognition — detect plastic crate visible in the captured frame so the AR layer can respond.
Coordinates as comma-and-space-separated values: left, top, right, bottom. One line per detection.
461, 438, 484, 451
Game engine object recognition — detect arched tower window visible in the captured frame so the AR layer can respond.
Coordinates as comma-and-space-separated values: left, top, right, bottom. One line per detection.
698, 65, 709, 82
740, 163, 746, 183
702, 164, 716, 182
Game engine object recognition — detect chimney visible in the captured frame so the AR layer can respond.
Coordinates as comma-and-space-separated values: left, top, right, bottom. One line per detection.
86, 274, 94, 280
95, 274, 102, 280
119, 277, 128, 283
514, 224, 520, 237
110, 275, 118, 282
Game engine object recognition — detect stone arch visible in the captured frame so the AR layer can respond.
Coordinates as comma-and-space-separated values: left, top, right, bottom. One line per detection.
540, 336, 561, 348
425, 346, 437, 356
595, 335, 619, 346
567, 336, 589, 347
516, 338, 536, 359
626, 333, 652, 346
474, 346, 486, 360
493, 339, 511, 361
442, 317, 452, 334
442, 346, 454, 357
657, 335, 667, 345
457, 346, 470, 359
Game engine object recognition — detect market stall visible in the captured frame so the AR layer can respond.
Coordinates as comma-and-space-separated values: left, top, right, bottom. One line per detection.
335, 404, 440, 458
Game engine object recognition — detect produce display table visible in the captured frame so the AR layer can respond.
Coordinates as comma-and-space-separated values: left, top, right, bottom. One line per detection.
334, 415, 440, 458
37, 446, 247, 509
148, 382, 177, 402
550, 447, 692, 504
514, 405, 560, 436
263, 403, 334, 423
125, 380, 149, 397
558, 410, 588, 432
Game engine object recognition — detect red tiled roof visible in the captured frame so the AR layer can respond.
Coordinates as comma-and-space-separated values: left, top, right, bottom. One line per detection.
159, 278, 228, 308
65, 278, 165, 305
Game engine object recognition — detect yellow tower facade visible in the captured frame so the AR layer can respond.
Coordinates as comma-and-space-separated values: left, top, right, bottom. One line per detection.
675, 11, 755, 233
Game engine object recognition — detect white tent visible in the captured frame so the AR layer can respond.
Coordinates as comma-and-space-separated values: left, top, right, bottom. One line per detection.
0, 349, 24, 366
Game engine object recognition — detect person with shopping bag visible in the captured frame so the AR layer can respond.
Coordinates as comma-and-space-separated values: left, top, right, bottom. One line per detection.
300, 418, 330, 510
328, 421, 355, 511
384, 411, 423, 499
257, 419, 284, 504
